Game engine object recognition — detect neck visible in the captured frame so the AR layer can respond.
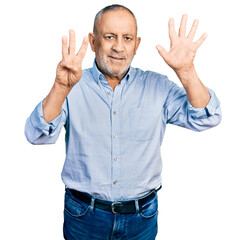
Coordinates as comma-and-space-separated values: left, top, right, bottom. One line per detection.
104, 73, 124, 82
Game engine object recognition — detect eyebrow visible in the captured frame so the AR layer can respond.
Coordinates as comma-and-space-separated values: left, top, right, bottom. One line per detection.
103, 33, 116, 36
103, 33, 135, 37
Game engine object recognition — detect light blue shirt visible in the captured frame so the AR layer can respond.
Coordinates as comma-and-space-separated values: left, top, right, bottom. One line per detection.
25, 60, 222, 201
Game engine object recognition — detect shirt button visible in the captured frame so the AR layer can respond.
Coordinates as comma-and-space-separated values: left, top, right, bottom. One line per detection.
114, 157, 118, 161
113, 133, 118, 138
100, 75, 104, 80
113, 180, 118, 184
113, 111, 117, 115
107, 91, 111, 95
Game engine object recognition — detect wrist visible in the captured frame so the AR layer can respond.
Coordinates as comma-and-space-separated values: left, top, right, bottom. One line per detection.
53, 80, 72, 96
175, 65, 198, 88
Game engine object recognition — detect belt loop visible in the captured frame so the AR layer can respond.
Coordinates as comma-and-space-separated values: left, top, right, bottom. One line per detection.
135, 200, 140, 214
90, 197, 96, 214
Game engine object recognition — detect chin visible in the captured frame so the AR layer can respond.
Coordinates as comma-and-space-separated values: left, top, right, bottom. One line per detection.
110, 65, 129, 75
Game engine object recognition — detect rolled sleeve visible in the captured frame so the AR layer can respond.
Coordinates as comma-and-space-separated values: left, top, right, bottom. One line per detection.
187, 88, 221, 118
30, 101, 63, 136
25, 99, 67, 144
164, 81, 222, 132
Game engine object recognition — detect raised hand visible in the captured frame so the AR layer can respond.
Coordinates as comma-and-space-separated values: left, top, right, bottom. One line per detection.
156, 14, 207, 75
55, 30, 88, 89
42, 30, 88, 123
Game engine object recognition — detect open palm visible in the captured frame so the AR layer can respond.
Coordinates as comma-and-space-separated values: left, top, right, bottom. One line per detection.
156, 14, 207, 74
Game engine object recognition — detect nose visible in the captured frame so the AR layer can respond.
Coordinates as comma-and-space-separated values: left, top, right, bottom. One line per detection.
112, 38, 124, 52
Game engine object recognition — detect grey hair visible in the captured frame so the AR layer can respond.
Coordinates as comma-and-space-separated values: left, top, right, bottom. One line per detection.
93, 4, 137, 34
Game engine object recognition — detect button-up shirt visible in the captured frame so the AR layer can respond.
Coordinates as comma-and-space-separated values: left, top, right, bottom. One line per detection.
25, 60, 222, 201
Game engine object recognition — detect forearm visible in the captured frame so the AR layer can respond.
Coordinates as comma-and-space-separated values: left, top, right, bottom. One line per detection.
42, 81, 71, 122
176, 65, 210, 108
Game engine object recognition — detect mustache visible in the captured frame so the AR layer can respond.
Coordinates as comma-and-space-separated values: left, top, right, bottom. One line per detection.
107, 52, 126, 59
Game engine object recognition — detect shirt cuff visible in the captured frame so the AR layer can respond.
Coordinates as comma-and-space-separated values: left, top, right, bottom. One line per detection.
188, 88, 220, 118
30, 101, 62, 136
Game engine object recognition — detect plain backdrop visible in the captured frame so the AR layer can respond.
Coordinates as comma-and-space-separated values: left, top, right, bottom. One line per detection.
1, 0, 245, 239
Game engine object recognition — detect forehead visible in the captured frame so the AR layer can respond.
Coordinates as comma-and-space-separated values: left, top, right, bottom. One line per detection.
96, 9, 137, 35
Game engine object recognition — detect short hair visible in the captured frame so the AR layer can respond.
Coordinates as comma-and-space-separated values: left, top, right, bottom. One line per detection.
93, 4, 137, 34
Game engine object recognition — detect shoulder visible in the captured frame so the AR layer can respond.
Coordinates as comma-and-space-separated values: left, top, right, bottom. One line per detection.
82, 67, 94, 79
131, 67, 173, 87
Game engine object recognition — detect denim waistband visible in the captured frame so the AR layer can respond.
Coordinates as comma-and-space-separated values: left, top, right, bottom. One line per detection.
66, 185, 162, 214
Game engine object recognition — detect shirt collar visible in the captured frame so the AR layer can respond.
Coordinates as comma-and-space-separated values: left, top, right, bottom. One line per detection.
91, 59, 133, 85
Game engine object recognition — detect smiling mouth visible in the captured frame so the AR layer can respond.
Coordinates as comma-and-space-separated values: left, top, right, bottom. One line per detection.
109, 56, 125, 61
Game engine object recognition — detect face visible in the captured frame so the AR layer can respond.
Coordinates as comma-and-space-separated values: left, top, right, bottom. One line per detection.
89, 9, 141, 80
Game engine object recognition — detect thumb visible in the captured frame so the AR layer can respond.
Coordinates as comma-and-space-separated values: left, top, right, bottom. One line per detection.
156, 45, 170, 63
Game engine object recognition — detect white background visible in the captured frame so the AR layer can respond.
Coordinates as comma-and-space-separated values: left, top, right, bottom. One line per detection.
0, 0, 245, 239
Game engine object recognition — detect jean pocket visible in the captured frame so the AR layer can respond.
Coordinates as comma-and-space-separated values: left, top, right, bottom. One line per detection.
64, 194, 90, 218
139, 192, 158, 219
128, 107, 157, 142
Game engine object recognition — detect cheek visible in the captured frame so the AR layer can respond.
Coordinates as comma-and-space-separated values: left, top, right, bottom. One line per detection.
126, 46, 137, 58
98, 41, 112, 54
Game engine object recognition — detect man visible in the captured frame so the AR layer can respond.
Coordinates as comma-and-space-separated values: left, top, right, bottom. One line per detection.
25, 4, 221, 240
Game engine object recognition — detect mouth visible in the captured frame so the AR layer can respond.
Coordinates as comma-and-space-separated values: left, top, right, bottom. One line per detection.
108, 56, 125, 61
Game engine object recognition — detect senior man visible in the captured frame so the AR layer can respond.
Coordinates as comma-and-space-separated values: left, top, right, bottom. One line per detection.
25, 4, 221, 240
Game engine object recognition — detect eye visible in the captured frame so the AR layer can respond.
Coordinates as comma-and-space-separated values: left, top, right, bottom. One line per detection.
105, 35, 114, 40
124, 36, 132, 41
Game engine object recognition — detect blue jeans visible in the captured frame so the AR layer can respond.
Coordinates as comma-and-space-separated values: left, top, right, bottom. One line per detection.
63, 188, 159, 240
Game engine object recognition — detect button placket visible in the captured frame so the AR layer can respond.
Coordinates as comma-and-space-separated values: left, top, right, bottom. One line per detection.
111, 85, 122, 199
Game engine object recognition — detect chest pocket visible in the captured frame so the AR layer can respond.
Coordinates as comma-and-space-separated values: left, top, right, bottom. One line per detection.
128, 107, 157, 142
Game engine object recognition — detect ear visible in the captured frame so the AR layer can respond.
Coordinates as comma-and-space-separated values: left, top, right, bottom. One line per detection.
134, 37, 141, 55
88, 32, 96, 52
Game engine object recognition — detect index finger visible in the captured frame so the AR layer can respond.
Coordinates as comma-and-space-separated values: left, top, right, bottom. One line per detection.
169, 18, 178, 43
77, 36, 89, 60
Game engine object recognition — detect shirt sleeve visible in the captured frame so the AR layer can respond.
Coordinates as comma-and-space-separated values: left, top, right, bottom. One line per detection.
24, 99, 68, 144
163, 80, 222, 132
